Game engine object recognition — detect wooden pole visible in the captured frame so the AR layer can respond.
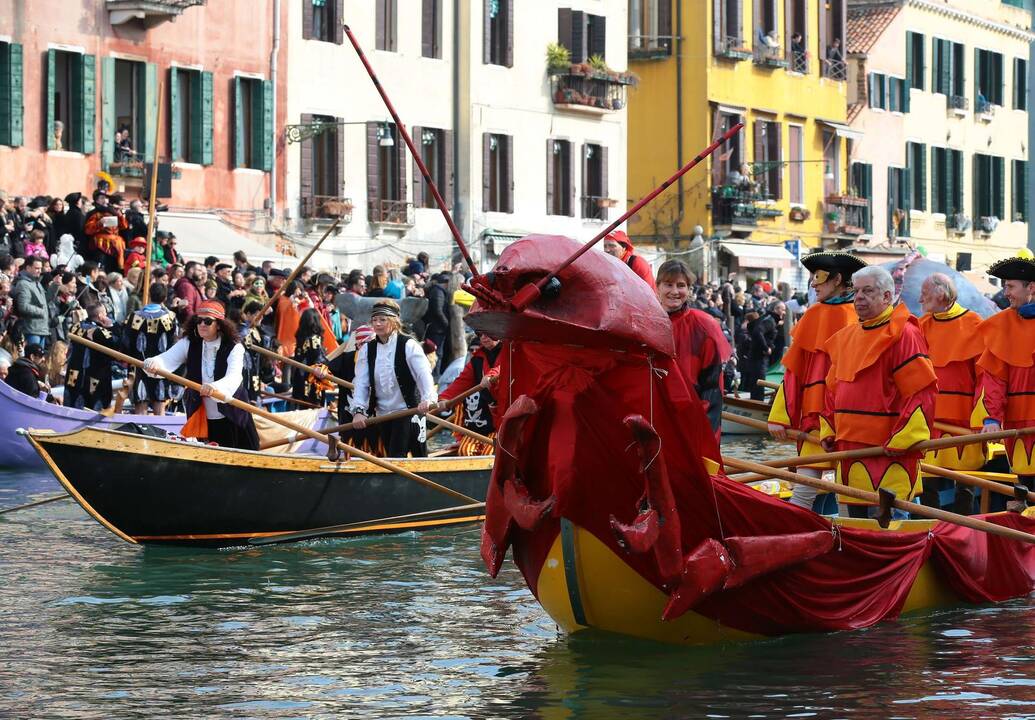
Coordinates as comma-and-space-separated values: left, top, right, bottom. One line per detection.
247, 342, 494, 446
141, 78, 165, 307
0, 493, 70, 515
723, 456, 1035, 545
255, 217, 341, 321
69, 334, 479, 505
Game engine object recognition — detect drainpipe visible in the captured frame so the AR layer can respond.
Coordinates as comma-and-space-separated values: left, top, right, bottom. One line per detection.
1028, 0, 1034, 252
452, 0, 464, 266
674, 0, 685, 245
269, 0, 281, 223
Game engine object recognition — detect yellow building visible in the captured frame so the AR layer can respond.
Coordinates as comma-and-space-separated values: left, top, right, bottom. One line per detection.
627, 0, 856, 284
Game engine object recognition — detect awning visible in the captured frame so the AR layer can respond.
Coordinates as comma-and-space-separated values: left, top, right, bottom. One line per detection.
817, 119, 864, 142
482, 229, 525, 255
720, 241, 795, 269
155, 212, 292, 265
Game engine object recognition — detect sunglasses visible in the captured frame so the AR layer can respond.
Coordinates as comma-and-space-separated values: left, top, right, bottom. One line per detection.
198, 318, 217, 326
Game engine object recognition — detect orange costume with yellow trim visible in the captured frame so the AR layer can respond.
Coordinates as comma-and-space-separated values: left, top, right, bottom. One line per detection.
820, 303, 937, 504
768, 299, 856, 465
917, 303, 986, 470
974, 308, 1035, 476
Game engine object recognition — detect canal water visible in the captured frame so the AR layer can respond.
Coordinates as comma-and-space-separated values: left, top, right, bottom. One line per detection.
1, 436, 1033, 719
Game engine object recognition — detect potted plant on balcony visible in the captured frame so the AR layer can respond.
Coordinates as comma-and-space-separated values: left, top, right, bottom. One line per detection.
824, 209, 842, 233
546, 42, 571, 75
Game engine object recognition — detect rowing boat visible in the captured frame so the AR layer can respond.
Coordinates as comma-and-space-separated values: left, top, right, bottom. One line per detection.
24, 426, 491, 547
720, 395, 769, 436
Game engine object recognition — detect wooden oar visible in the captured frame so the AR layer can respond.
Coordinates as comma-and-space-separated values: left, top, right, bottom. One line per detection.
248, 342, 493, 446
0, 493, 71, 515
248, 501, 487, 545
259, 384, 488, 451
258, 389, 321, 410
722, 412, 1035, 503
255, 217, 341, 320
758, 380, 781, 391
70, 334, 479, 505
723, 455, 1035, 545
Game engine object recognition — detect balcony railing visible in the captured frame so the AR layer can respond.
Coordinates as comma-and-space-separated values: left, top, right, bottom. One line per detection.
821, 57, 847, 81
300, 195, 353, 222
107, 0, 205, 25
628, 34, 673, 60
787, 48, 809, 74
368, 199, 414, 226
715, 36, 752, 61
946, 213, 971, 233
712, 185, 783, 227
753, 43, 788, 69
550, 64, 636, 113
948, 94, 969, 113
824, 194, 869, 236
581, 195, 616, 221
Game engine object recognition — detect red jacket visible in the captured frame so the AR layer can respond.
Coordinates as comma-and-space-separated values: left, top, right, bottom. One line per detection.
610, 231, 656, 289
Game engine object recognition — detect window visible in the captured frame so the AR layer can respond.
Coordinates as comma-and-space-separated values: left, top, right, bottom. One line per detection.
422, 0, 442, 58
304, 0, 342, 43
785, 0, 808, 73
823, 129, 840, 195
754, 0, 778, 40
376, 0, 398, 52
628, 0, 672, 57
485, 0, 513, 67
868, 73, 887, 109
931, 147, 963, 215
1013, 160, 1029, 222
483, 133, 513, 213
46, 49, 95, 153
105, 58, 158, 165
973, 153, 1005, 220
906, 142, 926, 212
367, 121, 408, 222
233, 76, 273, 171
412, 126, 452, 208
1014, 58, 1028, 110
932, 39, 965, 98
168, 67, 213, 165
713, 110, 743, 184
0, 42, 23, 147
975, 48, 1004, 109
818, 0, 845, 79
753, 119, 781, 200
788, 124, 804, 205
546, 139, 573, 216
888, 77, 909, 112
906, 31, 924, 90
887, 166, 911, 237
581, 143, 608, 219
850, 162, 873, 233
559, 10, 607, 64
299, 114, 343, 218
712, 0, 744, 56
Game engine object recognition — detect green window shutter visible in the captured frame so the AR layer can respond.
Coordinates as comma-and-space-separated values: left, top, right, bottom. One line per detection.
256, 79, 273, 171
169, 67, 180, 162
972, 154, 982, 218
902, 77, 910, 112
995, 156, 1005, 219
905, 32, 913, 88
80, 54, 96, 154
953, 150, 963, 214
200, 71, 213, 165
975, 48, 982, 103
864, 164, 873, 234
7, 43, 23, 147
917, 144, 926, 211
233, 76, 244, 168
918, 34, 925, 91
1017, 160, 1029, 222
938, 39, 950, 95
141, 62, 157, 162
946, 149, 956, 215
45, 49, 56, 150
101, 57, 115, 168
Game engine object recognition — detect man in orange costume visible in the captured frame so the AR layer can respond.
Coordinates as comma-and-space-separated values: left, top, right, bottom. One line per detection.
974, 255, 1035, 498
917, 273, 985, 512
820, 265, 937, 518
768, 251, 863, 511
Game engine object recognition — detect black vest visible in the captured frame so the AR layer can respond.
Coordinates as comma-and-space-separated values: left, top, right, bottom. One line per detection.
462, 354, 496, 434
183, 336, 255, 434
367, 334, 419, 413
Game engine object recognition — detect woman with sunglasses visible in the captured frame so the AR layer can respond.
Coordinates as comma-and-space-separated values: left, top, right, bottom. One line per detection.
143, 300, 260, 450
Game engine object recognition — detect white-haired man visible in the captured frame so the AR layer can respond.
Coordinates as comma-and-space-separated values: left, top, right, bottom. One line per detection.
819, 265, 938, 518
917, 273, 986, 511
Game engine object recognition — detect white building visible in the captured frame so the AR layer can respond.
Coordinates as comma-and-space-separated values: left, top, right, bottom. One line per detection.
282, 0, 630, 272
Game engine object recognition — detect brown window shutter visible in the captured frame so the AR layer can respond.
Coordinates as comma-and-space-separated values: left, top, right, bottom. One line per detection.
580, 143, 589, 217
396, 125, 406, 201
570, 11, 586, 64
565, 142, 574, 216
299, 113, 314, 216
334, 115, 345, 197
546, 139, 555, 214
735, 0, 743, 43
376, 0, 387, 50
773, 123, 783, 200
588, 15, 606, 61
600, 146, 609, 204
713, 0, 722, 54
444, 130, 454, 208
659, 0, 672, 53
422, 0, 434, 57
558, 9, 573, 55
367, 121, 381, 219
303, 0, 314, 40
334, 0, 344, 44
506, 135, 514, 212
483, 133, 491, 210
483, 0, 492, 64
412, 125, 423, 208
505, 0, 514, 67
818, 0, 827, 65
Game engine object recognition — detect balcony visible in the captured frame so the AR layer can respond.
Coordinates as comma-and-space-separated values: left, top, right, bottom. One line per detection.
712, 185, 783, 228
300, 195, 353, 222
715, 36, 752, 61
821, 57, 847, 81
786, 49, 810, 74
107, 0, 205, 26
946, 213, 971, 234
824, 194, 869, 236
948, 94, 969, 116
581, 195, 617, 221
368, 199, 414, 226
550, 64, 637, 114
753, 44, 789, 70
628, 35, 673, 61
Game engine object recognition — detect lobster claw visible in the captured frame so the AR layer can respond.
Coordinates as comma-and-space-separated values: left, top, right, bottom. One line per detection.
609, 499, 660, 554
503, 477, 556, 531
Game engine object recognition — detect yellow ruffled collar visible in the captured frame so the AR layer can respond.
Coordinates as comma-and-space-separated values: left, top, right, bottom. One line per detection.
861, 304, 895, 329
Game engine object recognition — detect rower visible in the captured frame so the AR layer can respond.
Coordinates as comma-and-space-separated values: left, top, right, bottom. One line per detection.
142, 300, 260, 451
349, 299, 438, 458
975, 252, 1035, 505
64, 304, 119, 412
917, 273, 985, 513
819, 265, 937, 519
768, 250, 863, 511
436, 331, 502, 456
123, 282, 178, 416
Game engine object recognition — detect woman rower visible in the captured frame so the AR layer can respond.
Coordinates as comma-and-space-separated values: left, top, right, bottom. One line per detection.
291, 308, 332, 406
142, 300, 260, 450
349, 299, 437, 457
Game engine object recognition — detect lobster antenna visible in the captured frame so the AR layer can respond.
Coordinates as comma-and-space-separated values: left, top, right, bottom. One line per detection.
344, 25, 479, 276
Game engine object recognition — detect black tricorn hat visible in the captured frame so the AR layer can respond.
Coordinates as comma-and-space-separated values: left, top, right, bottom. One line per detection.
800, 250, 867, 278
988, 256, 1035, 282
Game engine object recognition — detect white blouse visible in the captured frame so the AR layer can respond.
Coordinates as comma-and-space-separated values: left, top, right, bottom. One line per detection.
146, 337, 245, 419
350, 333, 437, 416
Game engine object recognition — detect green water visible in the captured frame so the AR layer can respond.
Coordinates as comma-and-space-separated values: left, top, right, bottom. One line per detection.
1, 444, 1034, 719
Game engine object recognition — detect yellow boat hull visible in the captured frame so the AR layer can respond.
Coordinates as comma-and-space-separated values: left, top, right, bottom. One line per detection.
535, 519, 963, 646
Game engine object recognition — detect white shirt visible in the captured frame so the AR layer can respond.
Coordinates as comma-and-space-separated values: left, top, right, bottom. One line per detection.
146, 337, 245, 419
350, 332, 437, 416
